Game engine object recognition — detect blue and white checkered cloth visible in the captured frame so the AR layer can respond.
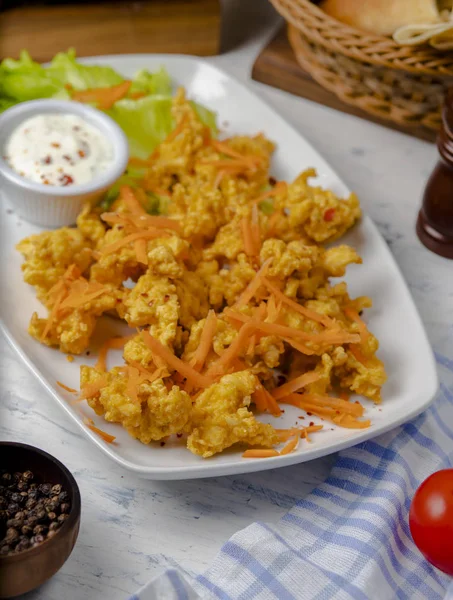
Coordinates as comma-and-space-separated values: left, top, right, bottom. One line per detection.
130, 351, 453, 600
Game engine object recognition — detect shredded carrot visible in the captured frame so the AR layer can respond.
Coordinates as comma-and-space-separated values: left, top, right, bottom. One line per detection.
128, 157, 151, 168
240, 217, 257, 258
261, 385, 282, 416
95, 334, 136, 372
282, 337, 315, 356
120, 185, 146, 215
261, 278, 334, 327
301, 424, 324, 442
165, 113, 189, 144
234, 258, 272, 309
251, 204, 261, 255
206, 322, 255, 378
214, 169, 226, 188
252, 386, 268, 412
272, 371, 320, 400
80, 376, 108, 399
190, 310, 217, 372
223, 310, 360, 346
134, 238, 148, 265
142, 330, 213, 388
242, 449, 279, 458
267, 210, 281, 237
349, 345, 370, 366
41, 287, 66, 341
210, 140, 264, 167
129, 91, 146, 100
83, 418, 116, 443
72, 80, 131, 109
279, 435, 299, 455
332, 414, 370, 429
57, 381, 77, 393
284, 393, 364, 417
59, 281, 106, 310
100, 229, 165, 256
252, 181, 287, 205
344, 307, 370, 342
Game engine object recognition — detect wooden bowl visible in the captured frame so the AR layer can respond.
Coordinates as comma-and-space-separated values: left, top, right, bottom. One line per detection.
0, 443, 81, 598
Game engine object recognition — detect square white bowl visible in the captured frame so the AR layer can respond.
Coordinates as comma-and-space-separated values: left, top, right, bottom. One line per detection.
0, 55, 438, 479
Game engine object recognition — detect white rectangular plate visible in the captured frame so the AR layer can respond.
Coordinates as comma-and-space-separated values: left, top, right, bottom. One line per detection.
0, 55, 438, 479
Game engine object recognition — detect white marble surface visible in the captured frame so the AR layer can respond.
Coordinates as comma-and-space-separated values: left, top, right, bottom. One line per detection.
1, 1, 453, 599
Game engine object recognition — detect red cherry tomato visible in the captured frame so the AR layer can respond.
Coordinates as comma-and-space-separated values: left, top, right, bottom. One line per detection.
409, 469, 453, 576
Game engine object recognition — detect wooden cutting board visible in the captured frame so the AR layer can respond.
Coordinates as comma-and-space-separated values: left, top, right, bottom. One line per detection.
0, 0, 221, 61
252, 27, 437, 143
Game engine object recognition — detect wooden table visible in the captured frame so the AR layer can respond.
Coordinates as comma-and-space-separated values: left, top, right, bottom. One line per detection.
0, 0, 221, 60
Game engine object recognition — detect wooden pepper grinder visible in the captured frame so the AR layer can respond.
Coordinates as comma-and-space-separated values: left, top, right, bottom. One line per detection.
417, 89, 453, 259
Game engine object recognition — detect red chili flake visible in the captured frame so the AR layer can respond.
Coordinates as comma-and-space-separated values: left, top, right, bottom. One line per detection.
277, 375, 287, 386
160, 441, 165, 447
140, 293, 147, 297
117, 225, 124, 230
324, 208, 336, 222
309, 421, 314, 427
299, 416, 305, 419
116, 298, 122, 303
86, 351, 91, 356
78, 150, 86, 158
164, 295, 170, 302
42, 155, 52, 165
176, 433, 183, 438
269, 176, 277, 186
306, 412, 312, 416
63, 155, 71, 162
60, 174, 74, 186
51, 142, 61, 149
281, 409, 285, 413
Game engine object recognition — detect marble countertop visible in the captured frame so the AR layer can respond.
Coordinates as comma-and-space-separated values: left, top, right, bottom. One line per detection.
1, 2, 452, 599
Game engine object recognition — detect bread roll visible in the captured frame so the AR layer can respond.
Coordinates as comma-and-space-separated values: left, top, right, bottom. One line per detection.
320, 0, 440, 36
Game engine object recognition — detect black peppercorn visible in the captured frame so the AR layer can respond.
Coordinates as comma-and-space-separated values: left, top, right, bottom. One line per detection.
31, 534, 45, 546
35, 509, 46, 523
7, 502, 19, 516
27, 488, 38, 501
57, 513, 69, 525
38, 483, 52, 496
58, 491, 68, 503
51, 484, 62, 496
25, 515, 38, 528
10, 492, 23, 504
1, 470, 71, 556
33, 524, 48, 536
21, 525, 33, 536
5, 528, 19, 544
17, 481, 28, 492
45, 500, 58, 513
15, 537, 30, 552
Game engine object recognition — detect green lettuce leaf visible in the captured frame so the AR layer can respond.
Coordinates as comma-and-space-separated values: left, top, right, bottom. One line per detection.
48, 48, 124, 91
129, 67, 172, 96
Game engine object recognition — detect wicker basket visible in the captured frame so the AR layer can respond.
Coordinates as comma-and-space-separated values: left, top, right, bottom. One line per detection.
270, 0, 453, 133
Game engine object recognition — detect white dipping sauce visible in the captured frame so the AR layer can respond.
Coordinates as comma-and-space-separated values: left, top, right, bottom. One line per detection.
3, 113, 113, 187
